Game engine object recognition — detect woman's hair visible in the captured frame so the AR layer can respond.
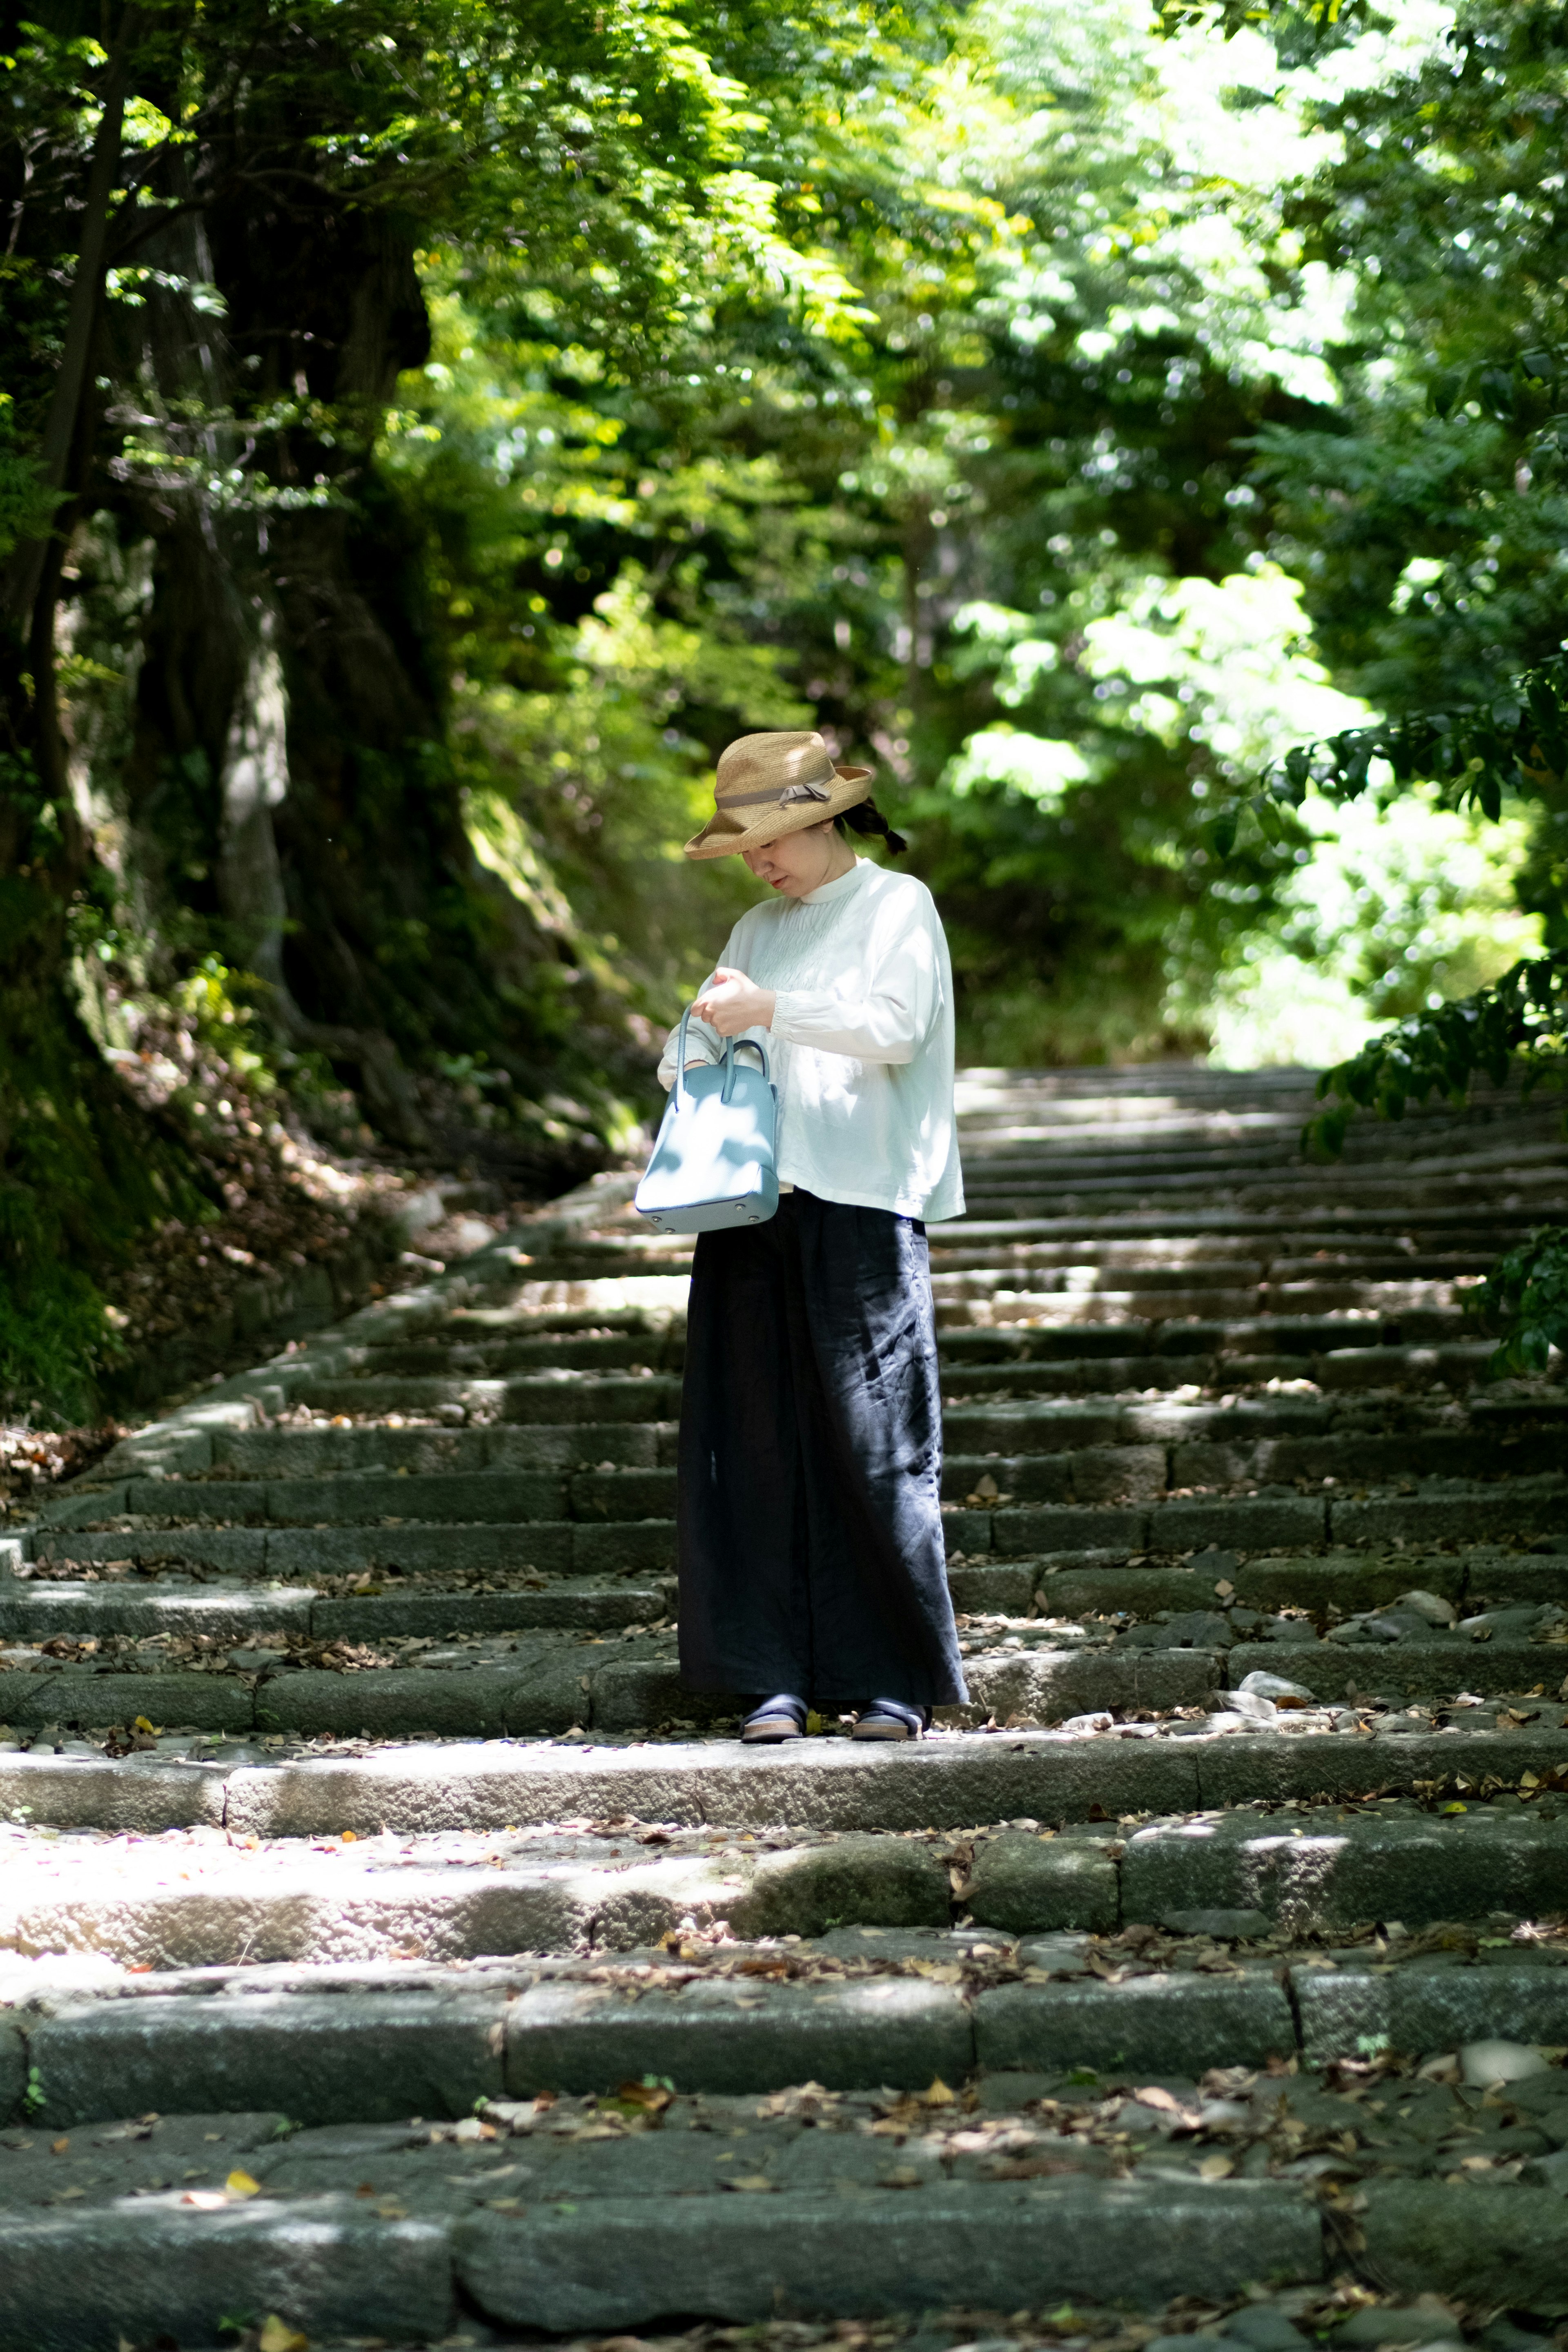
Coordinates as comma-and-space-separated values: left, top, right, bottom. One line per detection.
834, 795, 908, 855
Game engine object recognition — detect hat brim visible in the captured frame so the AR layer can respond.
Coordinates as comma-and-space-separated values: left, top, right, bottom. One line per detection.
683, 764, 875, 860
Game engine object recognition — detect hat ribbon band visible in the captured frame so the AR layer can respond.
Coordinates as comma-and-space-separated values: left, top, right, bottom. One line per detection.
718, 778, 833, 812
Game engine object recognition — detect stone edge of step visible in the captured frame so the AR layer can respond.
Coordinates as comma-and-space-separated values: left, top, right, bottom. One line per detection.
6, 1719, 1568, 1836
11, 2173, 1568, 2341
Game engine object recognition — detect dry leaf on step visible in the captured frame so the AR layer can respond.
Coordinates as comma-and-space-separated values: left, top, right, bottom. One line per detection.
225, 2169, 261, 2198
1196, 2154, 1234, 2179
258, 2320, 309, 2352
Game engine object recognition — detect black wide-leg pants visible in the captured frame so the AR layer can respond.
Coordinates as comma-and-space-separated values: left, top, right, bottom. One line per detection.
676, 1189, 968, 1709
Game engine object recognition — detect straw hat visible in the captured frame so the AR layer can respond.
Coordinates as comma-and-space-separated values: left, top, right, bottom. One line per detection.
684, 731, 874, 860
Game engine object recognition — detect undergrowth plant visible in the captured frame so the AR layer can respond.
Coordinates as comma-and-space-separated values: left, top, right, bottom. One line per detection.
1474, 1227, 1568, 1376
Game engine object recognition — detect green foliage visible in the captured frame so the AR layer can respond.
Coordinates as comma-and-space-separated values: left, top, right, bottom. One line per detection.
1302, 951, 1567, 1159
390, 0, 1343, 1060
0, 956, 212, 1419
0, 397, 56, 561
1179, 0, 1568, 1115
1475, 1225, 1568, 1377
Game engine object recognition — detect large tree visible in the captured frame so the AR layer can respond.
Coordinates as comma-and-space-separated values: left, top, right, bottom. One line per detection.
0, 0, 853, 1408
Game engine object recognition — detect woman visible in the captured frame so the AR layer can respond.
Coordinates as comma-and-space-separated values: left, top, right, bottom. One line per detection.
656, 728, 968, 1743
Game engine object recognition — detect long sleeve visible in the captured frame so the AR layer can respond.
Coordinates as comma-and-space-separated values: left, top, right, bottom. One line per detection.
769, 911, 940, 1065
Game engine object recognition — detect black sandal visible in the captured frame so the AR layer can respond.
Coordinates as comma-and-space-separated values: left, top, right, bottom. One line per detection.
850, 1698, 929, 1742
741, 1694, 809, 1743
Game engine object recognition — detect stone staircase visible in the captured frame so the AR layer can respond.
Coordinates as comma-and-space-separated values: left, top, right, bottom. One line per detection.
2, 1062, 1568, 2350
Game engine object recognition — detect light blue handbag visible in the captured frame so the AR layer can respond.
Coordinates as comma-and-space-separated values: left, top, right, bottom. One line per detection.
635, 1006, 780, 1234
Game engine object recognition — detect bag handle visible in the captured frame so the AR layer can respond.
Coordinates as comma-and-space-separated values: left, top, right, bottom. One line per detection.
722, 1034, 770, 1101
675, 999, 771, 1107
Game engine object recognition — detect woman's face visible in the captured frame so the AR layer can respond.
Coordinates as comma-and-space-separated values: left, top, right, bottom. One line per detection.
742, 818, 852, 898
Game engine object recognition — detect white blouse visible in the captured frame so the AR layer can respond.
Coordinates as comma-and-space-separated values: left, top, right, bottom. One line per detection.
656, 857, 964, 1222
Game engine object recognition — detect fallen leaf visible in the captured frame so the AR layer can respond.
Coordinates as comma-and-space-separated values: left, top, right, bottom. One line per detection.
258, 2319, 309, 2352
181, 2189, 230, 2209
720, 2174, 777, 2192
921, 2077, 957, 2107
50, 2137, 69, 2155
1196, 2154, 1234, 2179
226, 2169, 261, 2198
880, 2165, 925, 2188
608, 2078, 674, 2116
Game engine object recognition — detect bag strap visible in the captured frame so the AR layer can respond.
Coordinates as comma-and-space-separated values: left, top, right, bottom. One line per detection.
675, 998, 772, 1105
722, 1033, 770, 1101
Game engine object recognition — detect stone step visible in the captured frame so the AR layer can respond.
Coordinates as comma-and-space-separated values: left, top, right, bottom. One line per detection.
25, 1476, 1568, 1592
8, 1717, 1568, 1836
19, 2075, 1565, 2339
291, 1371, 687, 1420
1035, 1544, 1568, 1620
11, 1926, 1568, 2129
0, 1578, 672, 1640
37, 1407, 1563, 1529
7, 1797, 1568, 1975
74, 1388, 1558, 1494
0, 1636, 1216, 1743
13, 1539, 1562, 1647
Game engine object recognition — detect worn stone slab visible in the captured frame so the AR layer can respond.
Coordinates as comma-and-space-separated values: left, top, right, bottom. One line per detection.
1047, 1552, 1473, 1621
0, 1752, 228, 1830
960, 1646, 1218, 1723
945, 1561, 1038, 1612
0, 1670, 252, 1733
0, 1586, 315, 1640
29, 1486, 131, 1530
504, 1976, 973, 2095
992, 1507, 1148, 1557
0, 2201, 455, 2352
454, 2178, 1323, 2329
1149, 1497, 1330, 1552
29, 1990, 507, 2127
1189, 1726, 1568, 1813
570, 1521, 681, 1575
252, 1663, 575, 1740
311, 1585, 664, 1638
1123, 1811, 1568, 1933
1297, 1962, 1568, 2064
28, 1527, 271, 1574
258, 1470, 570, 1526
588, 1661, 734, 1732
1359, 2180, 1568, 2314
220, 1732, 1206, 1840
725, 1835, 951, 1939
965, 1831, 1119, 1933
1333, 1485, 1568, 1546
1225, 1637, 1563, 1703
973, 1973, 1296, 2077
2, 1864, 595, 1972
263, 1522, 576, 1575
571, 1467, 678, 1520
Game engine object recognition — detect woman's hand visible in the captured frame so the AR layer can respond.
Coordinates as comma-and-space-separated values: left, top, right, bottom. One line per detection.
691, 967, 777, 1037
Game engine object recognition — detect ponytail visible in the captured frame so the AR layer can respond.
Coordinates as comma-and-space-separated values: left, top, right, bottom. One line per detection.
835, 796, 908, 855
